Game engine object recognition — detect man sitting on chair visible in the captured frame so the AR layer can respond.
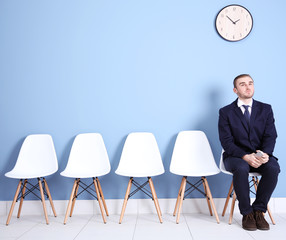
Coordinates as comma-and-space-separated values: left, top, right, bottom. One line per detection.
218, 74, 280, 231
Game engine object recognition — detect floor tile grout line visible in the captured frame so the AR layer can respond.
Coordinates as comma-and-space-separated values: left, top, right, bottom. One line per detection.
73, 215, 94, 240
183, 214, 194, 240
15, 221, 42, 240
277, 212, 286, 221
132, 205, 139, 240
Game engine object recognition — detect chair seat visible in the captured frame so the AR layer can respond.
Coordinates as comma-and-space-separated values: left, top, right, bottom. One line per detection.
60, 169, 110, 178
5, 169, 57, 179
115, 169, 164, 178
170, 169, 220, 177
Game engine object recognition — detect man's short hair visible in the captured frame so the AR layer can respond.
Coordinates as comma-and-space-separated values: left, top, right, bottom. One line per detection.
233, 74, 253, 88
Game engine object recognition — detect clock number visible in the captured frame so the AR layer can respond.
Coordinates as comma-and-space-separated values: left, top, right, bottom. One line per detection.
233, 35, 235, 39
233, 7, 236, 11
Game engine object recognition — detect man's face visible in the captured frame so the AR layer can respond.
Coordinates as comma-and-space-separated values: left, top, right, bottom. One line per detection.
233, 76, 254, 100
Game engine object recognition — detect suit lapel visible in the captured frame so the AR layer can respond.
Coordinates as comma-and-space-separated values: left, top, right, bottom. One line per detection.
249, 100, 259, 128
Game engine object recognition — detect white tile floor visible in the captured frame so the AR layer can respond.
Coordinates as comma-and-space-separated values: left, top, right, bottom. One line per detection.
1, 212, 286, 240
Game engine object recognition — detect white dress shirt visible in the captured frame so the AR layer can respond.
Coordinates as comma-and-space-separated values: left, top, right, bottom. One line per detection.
237, 98, 253, 115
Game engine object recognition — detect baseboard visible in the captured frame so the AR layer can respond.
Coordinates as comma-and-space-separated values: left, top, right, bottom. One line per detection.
0, 197, 285, 217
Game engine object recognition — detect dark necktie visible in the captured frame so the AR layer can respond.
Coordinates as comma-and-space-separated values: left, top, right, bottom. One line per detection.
242, 105, 250, 124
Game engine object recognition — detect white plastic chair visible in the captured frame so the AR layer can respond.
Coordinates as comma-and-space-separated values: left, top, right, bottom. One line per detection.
115, 132, 165, 223
170, 131, 220, 224
60, 133, 111, 224
5, 134, 58, 225
219, 152, 275, 225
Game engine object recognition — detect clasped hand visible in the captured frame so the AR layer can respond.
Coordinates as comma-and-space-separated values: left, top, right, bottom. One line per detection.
242, 151, 269, 168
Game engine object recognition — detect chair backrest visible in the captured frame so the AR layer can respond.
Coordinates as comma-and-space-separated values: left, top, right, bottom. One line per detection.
5, 134, 58, 179
219, 150, 232, 175
170, 131, 220, 177
115, 132, 165, 177
60, 133, 111, 178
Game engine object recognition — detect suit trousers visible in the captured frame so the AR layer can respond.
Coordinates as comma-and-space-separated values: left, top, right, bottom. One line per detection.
224, 156, 280, 215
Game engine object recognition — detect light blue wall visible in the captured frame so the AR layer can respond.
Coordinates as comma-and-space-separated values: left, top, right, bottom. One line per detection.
1, 0, 285, 201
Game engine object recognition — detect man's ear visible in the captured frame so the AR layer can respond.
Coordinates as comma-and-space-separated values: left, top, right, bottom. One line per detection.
233, 88, 238, 94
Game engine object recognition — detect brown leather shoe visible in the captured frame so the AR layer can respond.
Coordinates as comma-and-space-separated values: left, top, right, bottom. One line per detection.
254, 210, 270, 230
242, 212, 257, 231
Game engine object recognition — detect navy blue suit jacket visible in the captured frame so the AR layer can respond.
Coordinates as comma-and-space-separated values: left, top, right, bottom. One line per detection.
218, 99, 277, 160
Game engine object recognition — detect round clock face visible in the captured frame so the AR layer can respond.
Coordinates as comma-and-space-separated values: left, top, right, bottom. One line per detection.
215, 5, 253, 42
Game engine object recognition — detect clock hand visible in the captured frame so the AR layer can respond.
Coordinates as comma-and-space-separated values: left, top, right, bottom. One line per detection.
226, 15, 235, 24
234, 19, 240, 24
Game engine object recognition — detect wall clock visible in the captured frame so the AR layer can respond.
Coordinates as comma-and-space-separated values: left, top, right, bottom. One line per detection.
215, 5, 253, 42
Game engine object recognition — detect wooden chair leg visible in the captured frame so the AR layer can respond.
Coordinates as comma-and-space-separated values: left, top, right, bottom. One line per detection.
173, 177, 185, 216
64, 179, 78, 224
93, 177, 107, 223
17, 179, 27, 218
202, 177, 212, 216
43, 178, 57, 217
176, 176, 187, 224
6, 180, 23, 225
119, 178, 133, 224
148, 177, 163, 223
70, 179, 80, 217
149, 178, 162, 216
203, 177, 219, 223
252, 176, 258, 191
222, 181, 233, 217
267, 205, 276, 225
38, 178, 49, 224
229, 191, 236, 224
96, 177, 109, 216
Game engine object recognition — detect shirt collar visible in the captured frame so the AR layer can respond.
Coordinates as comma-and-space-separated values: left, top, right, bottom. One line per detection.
237, 98, 253, 108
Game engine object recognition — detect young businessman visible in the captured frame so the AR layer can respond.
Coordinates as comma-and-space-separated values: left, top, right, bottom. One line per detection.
218, 74, 280, 231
